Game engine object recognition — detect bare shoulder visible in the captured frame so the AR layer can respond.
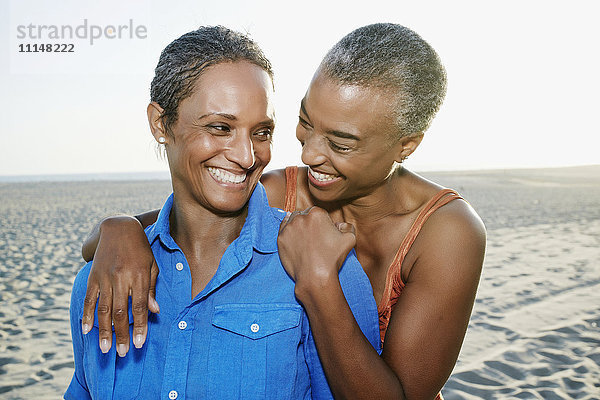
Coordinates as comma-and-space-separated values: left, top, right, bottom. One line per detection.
430, 197, 486, 243
423, 197, 486, 259
405, 195, 487, 283
260, 169, 287, 209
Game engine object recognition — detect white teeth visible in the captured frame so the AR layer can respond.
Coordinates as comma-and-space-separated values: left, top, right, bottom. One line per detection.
208, 167, 247, 184
308, 167, 339, 182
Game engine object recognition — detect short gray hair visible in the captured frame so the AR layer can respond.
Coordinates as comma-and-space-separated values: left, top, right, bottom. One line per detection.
150, 25, 274, 135
319, 23, 446, 138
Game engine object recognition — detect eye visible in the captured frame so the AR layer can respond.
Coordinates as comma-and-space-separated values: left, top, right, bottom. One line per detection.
207, 124, 231, 135
254, 128, 273, 141
298, 116, 311, 129
328, 139, 351, 153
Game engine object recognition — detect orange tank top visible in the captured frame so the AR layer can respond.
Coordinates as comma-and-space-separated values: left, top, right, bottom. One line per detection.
283, 166, 460, 400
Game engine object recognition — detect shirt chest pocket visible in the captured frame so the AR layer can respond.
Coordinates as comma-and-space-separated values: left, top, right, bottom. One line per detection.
207, 303, 306, 400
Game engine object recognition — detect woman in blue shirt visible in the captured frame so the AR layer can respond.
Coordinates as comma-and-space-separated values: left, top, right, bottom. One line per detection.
65, 26, 380, 400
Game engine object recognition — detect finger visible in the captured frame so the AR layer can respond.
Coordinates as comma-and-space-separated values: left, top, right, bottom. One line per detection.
97, 288, 113, 354
82, 281, 99, 335
279, 211, 301, 233
148, 259, 160, 314
333, 221, 357, 253
278, 212, 290, 234
341, 228, 357, 252
305, 206, 334, 222
302, 206, 317, 215
335, 221, 356, 235
131, 275, 149, 349
112, 279, 130, 357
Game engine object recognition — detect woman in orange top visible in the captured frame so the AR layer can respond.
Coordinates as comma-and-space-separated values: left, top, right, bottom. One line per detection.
82, 23, 486, 399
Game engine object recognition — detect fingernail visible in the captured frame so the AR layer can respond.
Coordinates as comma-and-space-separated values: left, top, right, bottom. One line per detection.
117, 343, 127, 357
100, 339, 110, 353
134, 334, 144, 348
82, 323, 91, 334
150, 298, 160, 313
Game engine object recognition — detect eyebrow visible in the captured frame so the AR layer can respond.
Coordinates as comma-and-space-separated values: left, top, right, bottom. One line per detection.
327, 129, 360, 141
300, 99, 360, 141
198, 113, 274, 129
257, 118, 276, 127
198, 112, 237, 120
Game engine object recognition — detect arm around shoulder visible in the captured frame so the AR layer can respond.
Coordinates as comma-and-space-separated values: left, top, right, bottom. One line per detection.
82, 216, 141, 262
81, 212, 159, 262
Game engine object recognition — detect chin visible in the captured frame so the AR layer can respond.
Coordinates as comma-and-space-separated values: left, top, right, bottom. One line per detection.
208, 182, 261, 214
308, 185, 338, 203
203, 192, 249, 214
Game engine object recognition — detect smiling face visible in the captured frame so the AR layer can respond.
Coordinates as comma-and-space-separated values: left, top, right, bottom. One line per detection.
296, 71, 419, 204
153, 61, 275, 215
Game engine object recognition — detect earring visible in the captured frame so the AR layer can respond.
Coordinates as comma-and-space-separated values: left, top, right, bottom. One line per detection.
158, 136, 166, 144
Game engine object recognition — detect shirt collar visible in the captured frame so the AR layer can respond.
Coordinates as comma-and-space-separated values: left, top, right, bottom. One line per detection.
145, 193, 178, 251
145, 182, 283, 254
237, 182, 283, 254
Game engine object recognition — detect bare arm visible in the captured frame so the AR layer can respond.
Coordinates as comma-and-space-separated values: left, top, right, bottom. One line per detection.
277, 203, 486, 399
81, 210, 160, 262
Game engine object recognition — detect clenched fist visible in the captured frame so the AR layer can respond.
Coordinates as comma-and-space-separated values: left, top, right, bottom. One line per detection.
277, 207, 356, 299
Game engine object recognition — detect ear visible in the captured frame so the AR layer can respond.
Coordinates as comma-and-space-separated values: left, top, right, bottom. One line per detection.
147, 102, 167, 144
394, 133, 424, 163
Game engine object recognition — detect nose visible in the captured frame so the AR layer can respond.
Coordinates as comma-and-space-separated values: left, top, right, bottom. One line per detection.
298, 129, 326, 166
227, 131, 255, 169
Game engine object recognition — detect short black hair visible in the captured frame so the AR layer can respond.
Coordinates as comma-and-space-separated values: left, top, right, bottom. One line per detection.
150, 25, 274, 135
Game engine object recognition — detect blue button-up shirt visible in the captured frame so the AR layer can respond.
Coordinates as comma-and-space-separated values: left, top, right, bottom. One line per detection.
66, 183, 380, 400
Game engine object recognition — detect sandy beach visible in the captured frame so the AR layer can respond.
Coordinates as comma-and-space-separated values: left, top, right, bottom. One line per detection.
1, 165, 599, 399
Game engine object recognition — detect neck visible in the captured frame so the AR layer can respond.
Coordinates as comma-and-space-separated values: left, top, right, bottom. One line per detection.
169, 191, 248, 263
319, 167, 416, 228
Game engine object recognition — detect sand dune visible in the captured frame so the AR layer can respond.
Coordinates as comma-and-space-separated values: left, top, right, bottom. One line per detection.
1, 166, 599, 399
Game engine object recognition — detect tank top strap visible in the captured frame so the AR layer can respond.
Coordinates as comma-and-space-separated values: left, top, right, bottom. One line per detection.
284, 166, 299, 212
387, 188, 462, 286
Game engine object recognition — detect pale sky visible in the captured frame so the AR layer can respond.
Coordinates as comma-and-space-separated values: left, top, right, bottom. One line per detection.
1, 0, 599, 177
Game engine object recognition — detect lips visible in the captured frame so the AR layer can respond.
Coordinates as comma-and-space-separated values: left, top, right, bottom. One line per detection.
207, 167, 247, 184
308, 167, 342, 187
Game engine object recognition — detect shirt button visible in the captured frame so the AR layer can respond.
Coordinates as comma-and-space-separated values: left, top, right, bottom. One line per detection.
175, 262, 184, 271
178, 320, 187, 330
168, 390, 178, 399
250, 323, 260, 333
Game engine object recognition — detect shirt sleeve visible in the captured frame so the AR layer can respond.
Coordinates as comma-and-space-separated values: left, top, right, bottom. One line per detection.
64, 263, 92, 400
